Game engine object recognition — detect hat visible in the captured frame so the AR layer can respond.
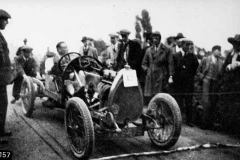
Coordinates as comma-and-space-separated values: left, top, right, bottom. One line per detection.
151, 31, 161, 40
212, 45, 221, 51
117, 29, 131, 35
178, 38, 192, 42
174, 33, 185, 40
152, 31, 161, 37
228, 34, 240, 45
109, 33, 119, 38
87, 37, 94, 41
81, 36, 88, 42
21, 45, 33, 51
0, 9, 11, 19
179, 38, 193, 45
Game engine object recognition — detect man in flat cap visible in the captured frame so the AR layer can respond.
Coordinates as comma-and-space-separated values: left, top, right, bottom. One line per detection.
116, 29, 142, 77
101, 33, 119, 69
79, 36, 98, 59
142, 31, 174, 100
11, 45, 39, 103
173, 38, 199, 127
197, 45, 223, 129
0, 9, 13, 143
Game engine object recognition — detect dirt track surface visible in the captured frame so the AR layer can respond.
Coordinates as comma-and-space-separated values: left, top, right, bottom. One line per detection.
1, 85, 240, 160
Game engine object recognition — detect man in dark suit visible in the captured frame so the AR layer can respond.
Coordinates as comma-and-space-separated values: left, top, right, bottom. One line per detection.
11, 45, 39, 103
173, 38, 199, 127
0, 9, 13, 144
197, 45, 223, 129
116, 29, 142, 78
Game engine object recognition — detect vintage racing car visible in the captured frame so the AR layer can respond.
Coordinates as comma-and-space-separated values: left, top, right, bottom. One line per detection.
20, 52, 182, 159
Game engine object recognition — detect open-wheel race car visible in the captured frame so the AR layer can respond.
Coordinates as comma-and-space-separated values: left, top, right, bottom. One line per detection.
20, 52, 182, 160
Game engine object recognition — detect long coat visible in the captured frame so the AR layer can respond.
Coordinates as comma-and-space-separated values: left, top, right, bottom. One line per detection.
0, 31, 12, 132
142, 43, 174, 97
0, 32, 13, 86
79, 46, 98, 59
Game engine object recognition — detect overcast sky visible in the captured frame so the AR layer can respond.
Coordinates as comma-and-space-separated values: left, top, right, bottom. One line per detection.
1, 0, 240, 59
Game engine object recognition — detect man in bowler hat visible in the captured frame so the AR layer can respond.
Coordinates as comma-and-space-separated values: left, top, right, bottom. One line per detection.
79, 36, 98, 59
223, 34, 240, 73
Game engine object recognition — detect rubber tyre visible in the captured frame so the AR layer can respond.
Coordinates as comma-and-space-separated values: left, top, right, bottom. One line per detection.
147, 93, 182, 149
21, 76, 35, 118
65, 97, 94, 160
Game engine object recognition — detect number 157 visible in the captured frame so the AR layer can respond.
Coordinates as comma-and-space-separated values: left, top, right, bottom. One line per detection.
0, 151, 10, 158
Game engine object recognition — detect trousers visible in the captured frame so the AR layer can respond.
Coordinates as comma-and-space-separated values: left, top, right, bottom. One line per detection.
202, 78, 217, 125
0, 86, 8, 132
12, 74, 24, 99
174, 76, 195, 123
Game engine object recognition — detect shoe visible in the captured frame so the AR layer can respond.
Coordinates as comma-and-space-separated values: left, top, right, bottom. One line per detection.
0, 131, 12, 137
0, 139, 8, 145
186, 122, 194, 127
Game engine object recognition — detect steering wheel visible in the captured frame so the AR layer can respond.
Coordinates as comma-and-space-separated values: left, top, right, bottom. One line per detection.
58, 52, 81, 72
79, 57, 91, 69
78, 56, 103, 73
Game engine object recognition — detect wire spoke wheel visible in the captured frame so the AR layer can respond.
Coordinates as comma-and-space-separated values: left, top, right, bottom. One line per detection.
66, 97, 94, 159
20, 76, 35, 117
146, 93, 182, 148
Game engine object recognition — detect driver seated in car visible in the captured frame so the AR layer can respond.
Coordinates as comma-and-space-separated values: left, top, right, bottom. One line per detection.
42, 41, 75, 107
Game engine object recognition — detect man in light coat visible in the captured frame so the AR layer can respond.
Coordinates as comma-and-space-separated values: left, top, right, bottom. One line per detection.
142, 31, 174, 97
101, 33, 119, 69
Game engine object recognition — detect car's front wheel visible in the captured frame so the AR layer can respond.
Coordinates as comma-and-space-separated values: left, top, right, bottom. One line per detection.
146, 93, 182, 149
65, 97, 94, 160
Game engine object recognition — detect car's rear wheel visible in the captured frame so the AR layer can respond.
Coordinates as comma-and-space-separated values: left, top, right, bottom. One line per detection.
20, 75, 35, 117
146, 93, 182, 148
65, 97, 94, 160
